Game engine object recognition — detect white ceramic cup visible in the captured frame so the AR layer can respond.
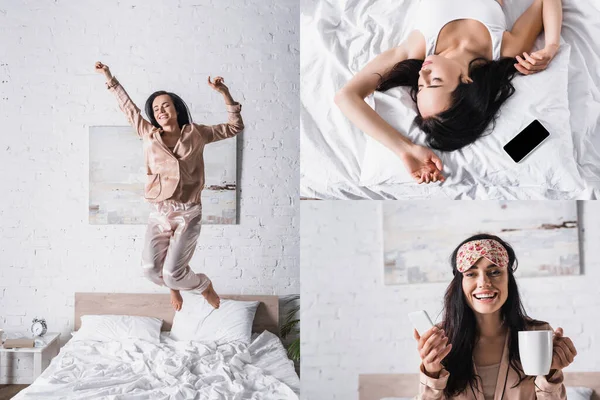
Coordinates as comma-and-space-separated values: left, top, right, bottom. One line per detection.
518, 330, 553, 376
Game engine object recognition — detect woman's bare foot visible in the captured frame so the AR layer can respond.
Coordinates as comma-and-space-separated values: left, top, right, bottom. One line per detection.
201, 283, 221, 309
170, 289, 183, 311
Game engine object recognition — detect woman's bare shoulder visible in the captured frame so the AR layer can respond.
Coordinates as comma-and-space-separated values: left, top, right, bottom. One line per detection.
399, 29, 426, 60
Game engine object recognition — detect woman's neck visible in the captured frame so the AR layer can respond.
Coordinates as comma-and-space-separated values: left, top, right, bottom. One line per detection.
475, 311, 507, 339
161, 122, 181, 136
439, 45, 477, 76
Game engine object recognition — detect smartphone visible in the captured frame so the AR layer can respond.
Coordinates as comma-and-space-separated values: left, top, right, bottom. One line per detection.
408, 310, 434, 336
503, 120, 550, 163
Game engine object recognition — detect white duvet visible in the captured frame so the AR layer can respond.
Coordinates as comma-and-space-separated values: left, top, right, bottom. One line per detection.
13, 331, 300, 400
301, 0, 600, 199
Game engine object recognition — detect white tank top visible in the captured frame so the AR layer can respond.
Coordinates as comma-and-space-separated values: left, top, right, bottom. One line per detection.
411, 0, 507, 60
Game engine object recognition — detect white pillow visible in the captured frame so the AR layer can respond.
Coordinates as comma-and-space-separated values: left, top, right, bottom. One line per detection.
71, 315, 163, 343
359, 40, 583, 197
566, 386, 593, 400
170, 294, 260, 345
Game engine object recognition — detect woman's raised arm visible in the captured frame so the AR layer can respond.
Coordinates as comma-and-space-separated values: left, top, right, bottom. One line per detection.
334, 31, 445, 184
94, 61, 153, 138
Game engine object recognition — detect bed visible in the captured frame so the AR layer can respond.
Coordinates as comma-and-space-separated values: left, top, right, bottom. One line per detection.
300, 0, 600, 199
13, 293, 300, 399
358, 372, 600, 400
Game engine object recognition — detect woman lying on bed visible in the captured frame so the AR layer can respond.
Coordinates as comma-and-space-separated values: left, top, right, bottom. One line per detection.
413, 234, 576, 399
334, 0, 562, 184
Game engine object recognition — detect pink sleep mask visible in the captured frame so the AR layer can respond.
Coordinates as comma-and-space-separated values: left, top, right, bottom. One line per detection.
456, 239, 509, 273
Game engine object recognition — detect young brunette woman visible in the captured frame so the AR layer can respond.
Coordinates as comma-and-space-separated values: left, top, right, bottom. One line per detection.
95, 61, 244, 311
335, 0, 562, 184
414, 234, 576, 399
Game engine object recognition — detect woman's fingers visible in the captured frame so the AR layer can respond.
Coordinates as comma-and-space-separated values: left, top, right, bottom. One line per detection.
423, 337, 446, 362
425, 337, 449, 364
553, 343, 568, 367
422, 330, 445, 355
514, 63, 531, 75
554, 327, 564, 338
522, 52, 540, 67
516, 56, 534, 71
419, 330, 439, 353
433, 343, 452, 364
414, 329, 421, 341
556, 340, 575, 364
516, 54, 547, 74
525, 52, 550, 69
562, 337, 577, 357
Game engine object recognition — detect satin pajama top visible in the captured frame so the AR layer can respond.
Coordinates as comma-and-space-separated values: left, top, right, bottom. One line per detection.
106, 76, 244, 204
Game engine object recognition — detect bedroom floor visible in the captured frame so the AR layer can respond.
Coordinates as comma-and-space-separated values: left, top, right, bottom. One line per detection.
0, 385, 28, 400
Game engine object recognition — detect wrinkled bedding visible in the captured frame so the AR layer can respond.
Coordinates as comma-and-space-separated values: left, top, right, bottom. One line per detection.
300, 0, 600, 199
13, 331, 300, 400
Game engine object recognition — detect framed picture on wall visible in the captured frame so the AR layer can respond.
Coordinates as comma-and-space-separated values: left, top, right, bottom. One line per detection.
383, 201, 581, 285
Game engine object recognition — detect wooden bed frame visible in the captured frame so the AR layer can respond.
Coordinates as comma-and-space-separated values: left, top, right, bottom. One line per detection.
359, 373, 600, 400
74, 292, 279, 334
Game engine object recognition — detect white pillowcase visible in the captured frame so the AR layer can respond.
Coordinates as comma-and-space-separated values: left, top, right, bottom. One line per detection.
170, 294, 260, 345
71, 315, 163, 343
566, 386, 594, 400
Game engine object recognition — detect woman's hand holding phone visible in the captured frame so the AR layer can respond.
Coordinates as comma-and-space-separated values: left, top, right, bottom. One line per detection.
414, 326, 452, 378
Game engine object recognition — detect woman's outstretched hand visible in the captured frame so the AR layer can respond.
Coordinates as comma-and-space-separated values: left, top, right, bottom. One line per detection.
549, 327, 577, 372
208, 76, 229, 94
514, 44, 559, 75
94, 61, 112, 80
414, 327, 452, 378
401, 144, 445, 184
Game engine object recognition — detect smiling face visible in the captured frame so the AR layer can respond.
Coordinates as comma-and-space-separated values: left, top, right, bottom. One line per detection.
152, 94, 178, 127
417, 55, 470, 118
461, 257, 509, 316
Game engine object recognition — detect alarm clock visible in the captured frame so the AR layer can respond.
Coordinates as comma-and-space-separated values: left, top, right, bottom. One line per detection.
31, 318, 47, 337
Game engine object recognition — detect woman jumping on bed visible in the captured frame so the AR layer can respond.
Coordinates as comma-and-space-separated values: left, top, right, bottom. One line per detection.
94, 61, 244, 311
414, 234, 576, 399
335, 0, 562, 184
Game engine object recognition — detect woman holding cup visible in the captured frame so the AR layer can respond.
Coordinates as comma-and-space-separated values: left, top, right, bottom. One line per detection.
414, 234, 576, 399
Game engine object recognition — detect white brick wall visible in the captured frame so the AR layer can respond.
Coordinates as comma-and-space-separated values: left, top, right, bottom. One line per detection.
300, 201, 600, 400
0, 0, 299, 383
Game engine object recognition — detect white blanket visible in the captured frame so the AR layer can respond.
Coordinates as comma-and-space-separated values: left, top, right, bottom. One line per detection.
13, 331, 299, 400
301, 0, 600, 199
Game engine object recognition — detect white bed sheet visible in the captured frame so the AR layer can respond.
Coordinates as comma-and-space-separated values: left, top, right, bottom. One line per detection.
13, 331, 299, 400
300, 0, 600, 199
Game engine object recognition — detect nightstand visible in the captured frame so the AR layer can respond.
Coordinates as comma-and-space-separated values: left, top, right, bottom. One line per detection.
0, 333, 61, 382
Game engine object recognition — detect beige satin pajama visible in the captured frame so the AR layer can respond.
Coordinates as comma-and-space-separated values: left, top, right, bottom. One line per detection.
141, 200, 210, 293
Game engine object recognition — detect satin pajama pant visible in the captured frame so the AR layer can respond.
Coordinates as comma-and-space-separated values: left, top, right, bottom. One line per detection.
141, 200, 210, 293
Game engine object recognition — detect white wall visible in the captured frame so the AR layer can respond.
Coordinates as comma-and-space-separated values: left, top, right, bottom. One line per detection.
0, 0, 299, 383
301, 201, 600, 400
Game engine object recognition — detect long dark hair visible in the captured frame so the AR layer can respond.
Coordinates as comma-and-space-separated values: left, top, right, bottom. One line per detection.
144, 91, 192, 129
440, 233, 546, 398
376, 58, 518, 151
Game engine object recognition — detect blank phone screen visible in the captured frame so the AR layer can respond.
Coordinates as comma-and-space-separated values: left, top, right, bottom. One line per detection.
503, 120, 550, 163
